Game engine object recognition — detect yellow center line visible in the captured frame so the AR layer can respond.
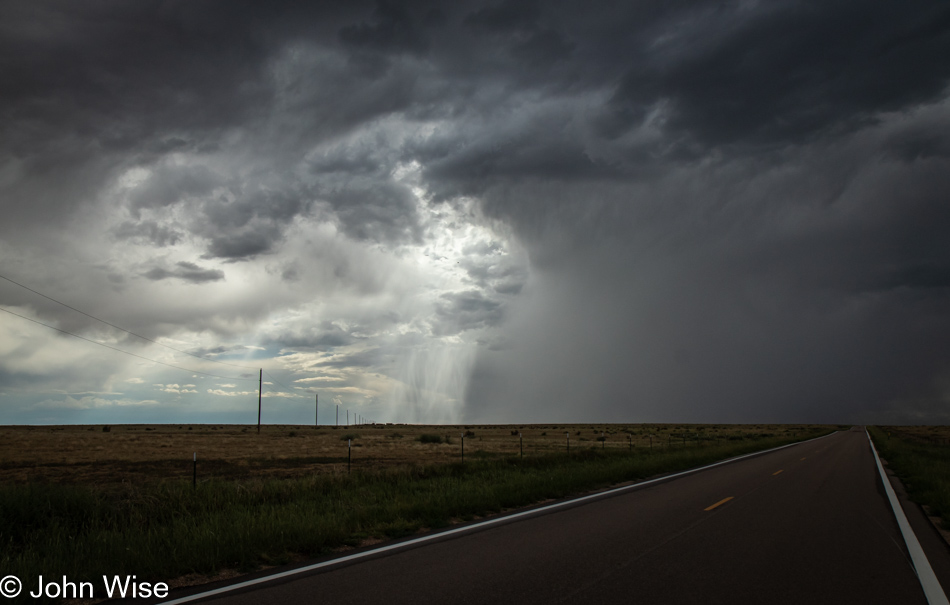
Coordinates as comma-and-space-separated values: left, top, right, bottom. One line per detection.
773, 469, 784, 475
704, 496, 734, 511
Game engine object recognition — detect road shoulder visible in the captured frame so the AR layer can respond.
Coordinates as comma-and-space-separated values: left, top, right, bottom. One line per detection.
882, 458, 950, 597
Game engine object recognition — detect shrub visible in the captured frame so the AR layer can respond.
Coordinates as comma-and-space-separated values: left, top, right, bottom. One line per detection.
418, 434, 443, 444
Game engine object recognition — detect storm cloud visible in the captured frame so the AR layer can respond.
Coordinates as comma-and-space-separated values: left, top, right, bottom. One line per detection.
1, 0, 949, 424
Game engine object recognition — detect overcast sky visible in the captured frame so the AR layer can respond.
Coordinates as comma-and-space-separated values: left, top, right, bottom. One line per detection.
2, 0, 949, 426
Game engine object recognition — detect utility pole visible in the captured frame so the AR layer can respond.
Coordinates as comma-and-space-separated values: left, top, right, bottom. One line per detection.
336, 405, 339, 426
257, 369, 262, 434
315, 394, 318, 426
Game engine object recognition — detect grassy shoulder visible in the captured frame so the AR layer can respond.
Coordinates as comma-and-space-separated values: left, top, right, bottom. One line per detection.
868, 426, 950, 530
1, 426, 832, 602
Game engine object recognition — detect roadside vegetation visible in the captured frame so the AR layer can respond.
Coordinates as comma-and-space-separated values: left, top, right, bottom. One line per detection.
868, 426, 950, 530
0, 424, 833, 602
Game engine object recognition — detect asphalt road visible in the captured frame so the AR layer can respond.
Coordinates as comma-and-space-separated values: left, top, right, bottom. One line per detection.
166, 429, 936, 604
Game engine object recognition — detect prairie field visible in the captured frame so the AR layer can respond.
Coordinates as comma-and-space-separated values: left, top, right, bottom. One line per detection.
0, 422, 819, 486
1, 423, 835, 600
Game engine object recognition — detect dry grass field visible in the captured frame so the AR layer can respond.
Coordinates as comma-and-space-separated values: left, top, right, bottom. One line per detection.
0, 422, 815, 486
2, 423, 833, 592
879, 425, 950, 445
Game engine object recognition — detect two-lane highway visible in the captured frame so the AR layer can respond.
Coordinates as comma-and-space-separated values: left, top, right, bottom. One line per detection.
162, 430, 934, 604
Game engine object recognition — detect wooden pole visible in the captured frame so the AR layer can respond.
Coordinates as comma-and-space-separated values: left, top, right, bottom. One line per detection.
257, 369, 262, 434
315, 394, 318, 426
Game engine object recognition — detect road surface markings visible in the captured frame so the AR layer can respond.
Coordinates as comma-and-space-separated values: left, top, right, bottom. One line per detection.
155, 432, 837, 605
772, 470, 784, 475
868, 431, 949, 605
704, 497, 734, 511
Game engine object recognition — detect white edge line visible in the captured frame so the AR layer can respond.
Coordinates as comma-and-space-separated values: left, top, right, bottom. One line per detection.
158, 431, 836, 605
867, 429, 950, 605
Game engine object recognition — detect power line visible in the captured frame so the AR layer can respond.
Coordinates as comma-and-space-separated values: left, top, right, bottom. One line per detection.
0, 306, 258, 381
0, 272, 260, 371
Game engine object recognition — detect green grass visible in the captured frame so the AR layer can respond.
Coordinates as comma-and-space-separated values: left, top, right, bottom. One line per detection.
868, 426, 950, 529
0, 427, 830, 603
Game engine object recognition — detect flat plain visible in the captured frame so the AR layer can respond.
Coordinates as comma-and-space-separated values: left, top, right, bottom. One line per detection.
0, 423, 836, 599
0, 423, 819, 486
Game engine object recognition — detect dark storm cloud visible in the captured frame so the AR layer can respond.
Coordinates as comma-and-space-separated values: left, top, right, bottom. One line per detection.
339, 0, 435, 55
143, 262, 224, 284
0, 0, 421, 253
112, 220, 182, 247
432, 291, 504, 335
318, 180, 423, 244
594, 1, 950, 151
266, 321, 355, 350
127, 164, 219, 213
0, 1, 278, 236
4, 0, 950, 423
197, 187, 311, 260
186, 344, 253, 358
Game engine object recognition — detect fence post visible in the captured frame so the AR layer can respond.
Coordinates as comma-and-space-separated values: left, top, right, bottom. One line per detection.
192, 452, 196, 489
461, 434, 464, 463
520, 432, 523, 460
566, 432, 570, 453
348, 439, 351, 473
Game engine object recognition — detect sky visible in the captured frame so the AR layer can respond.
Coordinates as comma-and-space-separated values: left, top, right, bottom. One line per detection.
1, 0, 949, 426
